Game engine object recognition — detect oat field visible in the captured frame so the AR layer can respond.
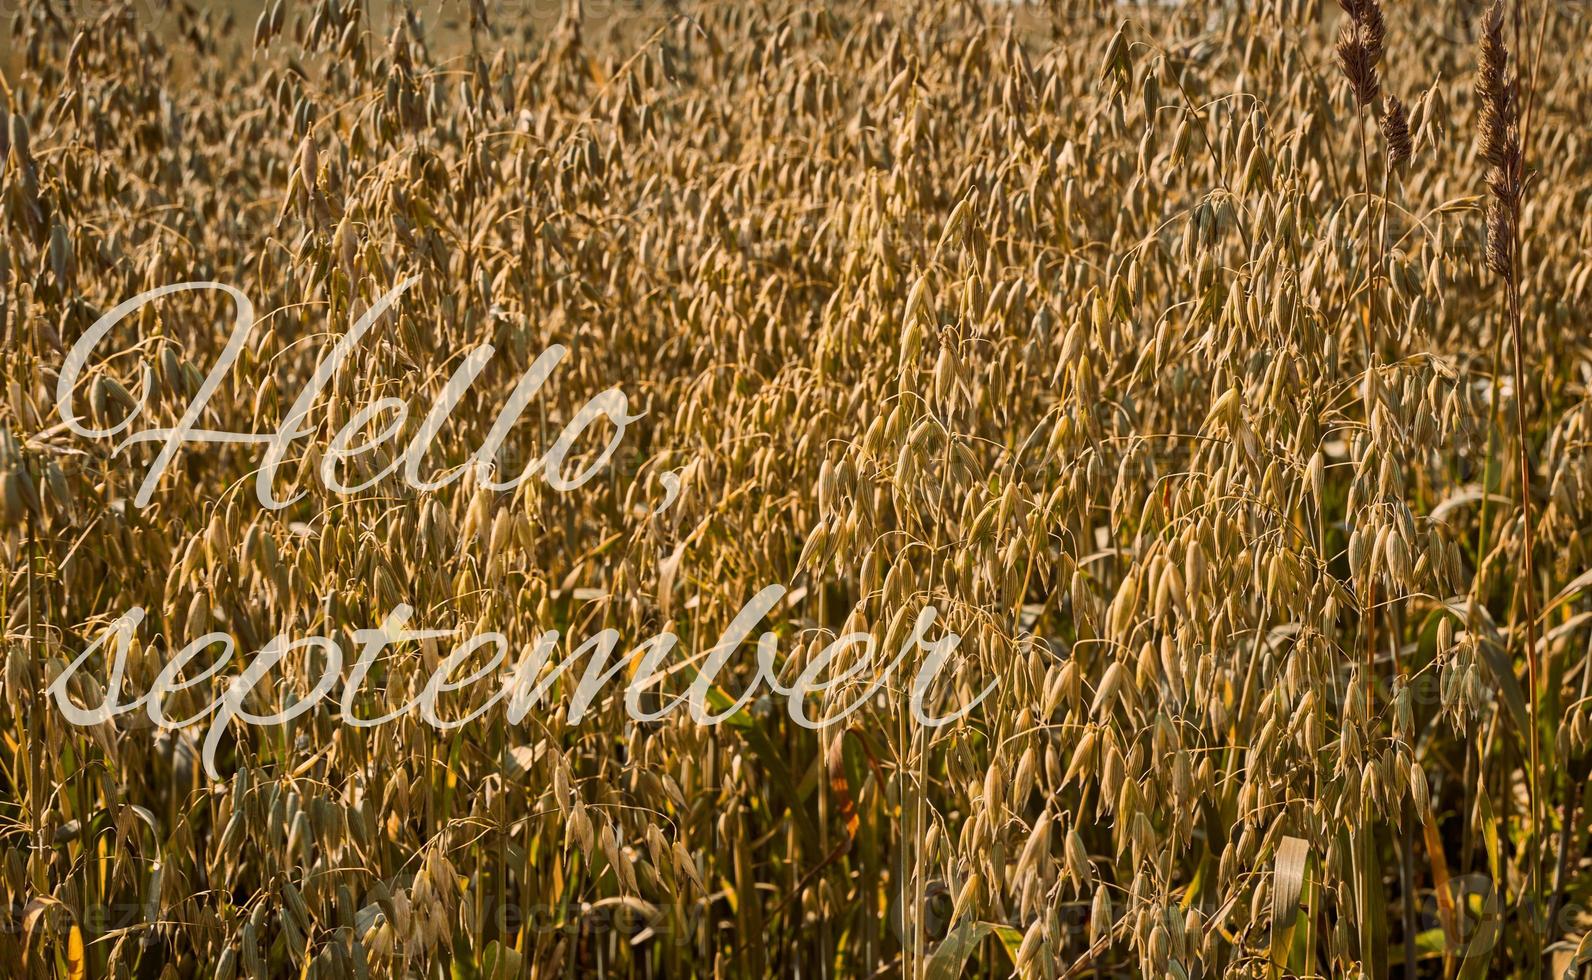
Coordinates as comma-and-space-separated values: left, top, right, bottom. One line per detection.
3, 0, 1592, 977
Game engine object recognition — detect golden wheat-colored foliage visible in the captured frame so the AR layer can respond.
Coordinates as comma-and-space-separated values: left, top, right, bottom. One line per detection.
4, 0, 1592, 977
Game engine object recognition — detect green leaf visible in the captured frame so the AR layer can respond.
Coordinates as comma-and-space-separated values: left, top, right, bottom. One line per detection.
704, 684, 755, 730
926, 921, 1023, 980
1477, 783, 1500, 885
1343, 823, 1388, 978
990, 925, 1024, 963
481, 940, 523, 980
926, 921, 989, 980
1455, 886, 1502, 980
1386, 927, 1453, 965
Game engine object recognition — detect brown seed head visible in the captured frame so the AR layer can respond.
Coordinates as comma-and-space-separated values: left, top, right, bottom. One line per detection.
1475, 0, 1517, 171
1475, 0, 1521, 282
1382, 96, 1411, 168
1336, 24, 1380, 107
1359, 0, 1385, 65
1485, 196, 1514, 275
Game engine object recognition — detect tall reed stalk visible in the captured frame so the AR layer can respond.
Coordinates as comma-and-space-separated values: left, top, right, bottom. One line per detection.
1477, 0, 1545, 953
